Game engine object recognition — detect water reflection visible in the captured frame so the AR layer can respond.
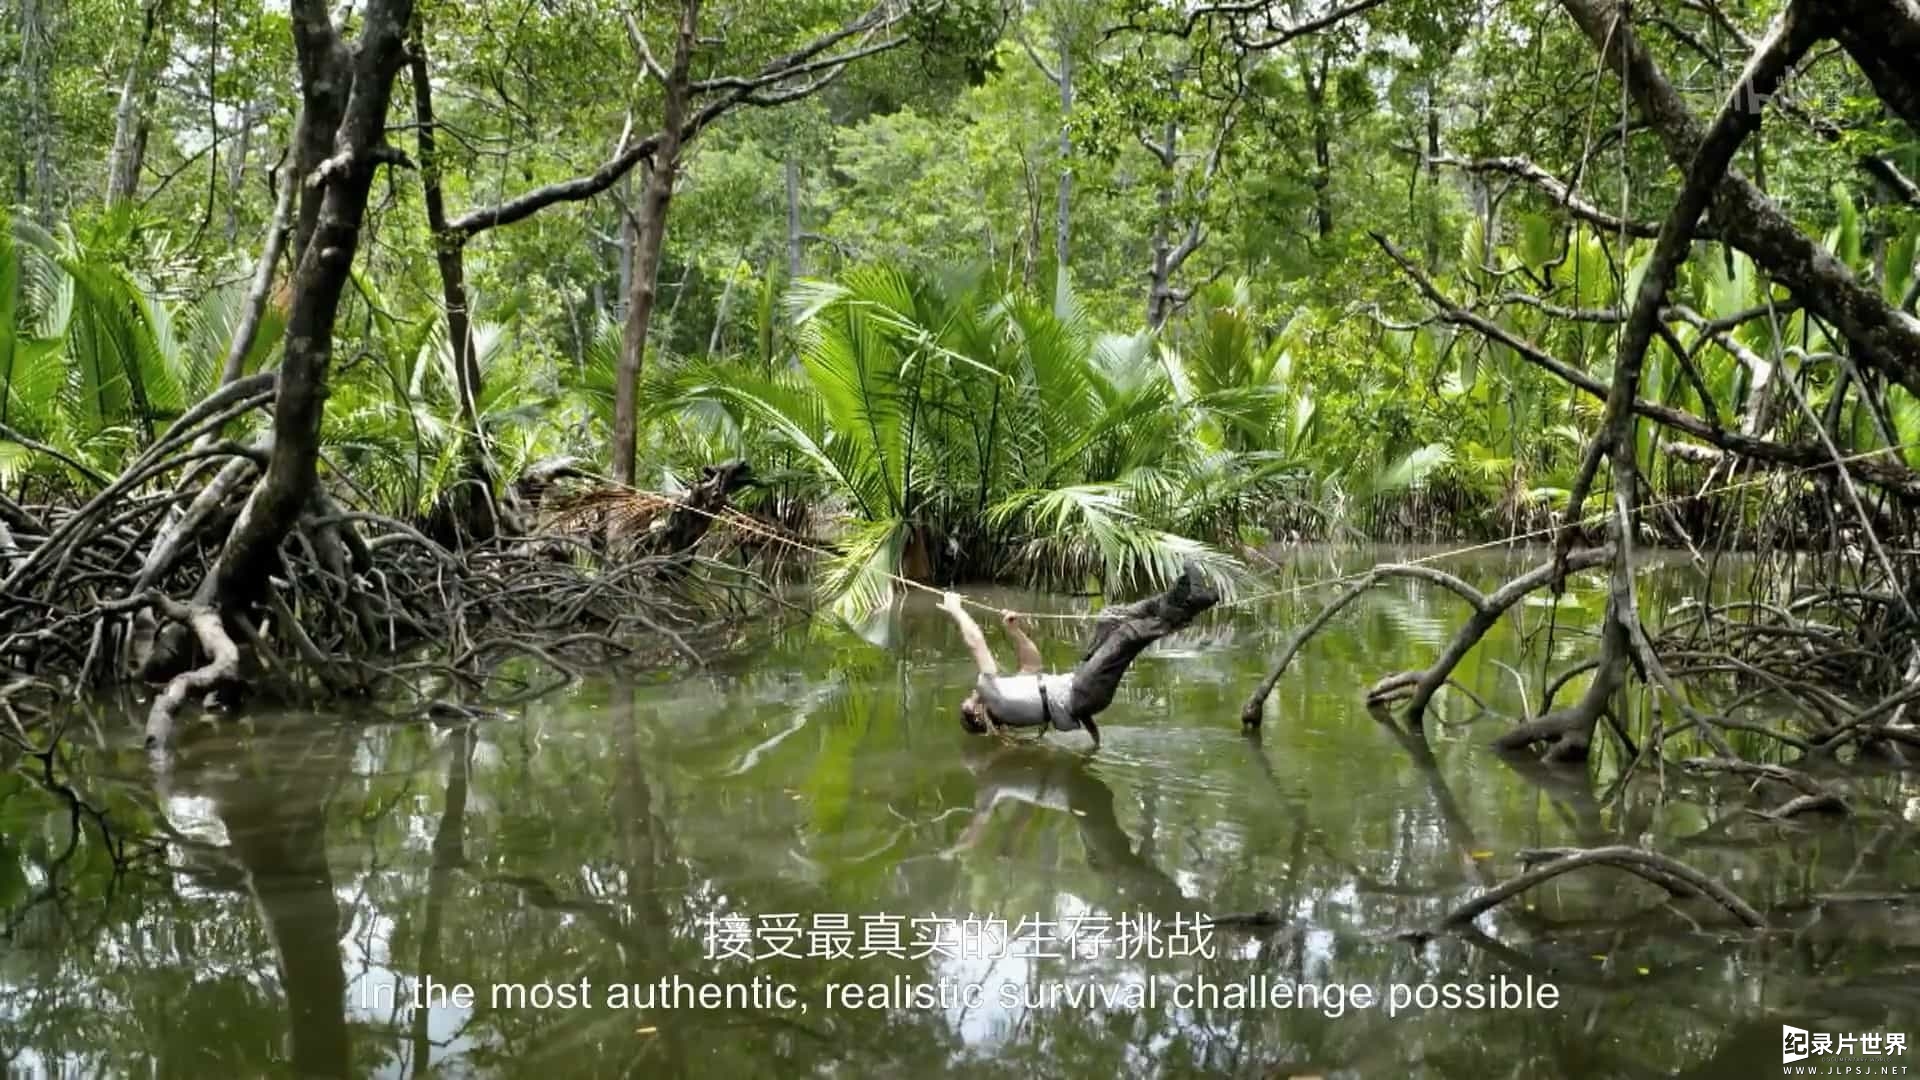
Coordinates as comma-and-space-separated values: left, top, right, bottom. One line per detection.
1, 548, 1916, 1077
948, 740, 1188, 913
193, 729, 354, 1076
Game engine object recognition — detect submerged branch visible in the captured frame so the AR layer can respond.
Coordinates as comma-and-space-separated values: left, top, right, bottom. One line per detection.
1242, 548, 1612, 730
1433, 845, 1766, 932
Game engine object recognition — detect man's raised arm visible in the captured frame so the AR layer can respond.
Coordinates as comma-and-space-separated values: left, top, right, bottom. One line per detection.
940, 592, 999, 676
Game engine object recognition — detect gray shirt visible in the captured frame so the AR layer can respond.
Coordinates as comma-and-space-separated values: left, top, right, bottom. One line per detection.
975, 672, 1080, 731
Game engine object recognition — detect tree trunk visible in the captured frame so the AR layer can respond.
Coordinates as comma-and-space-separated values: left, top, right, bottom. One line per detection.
1054, 40, 1073, 284
216, 165, 294, 387
1304, 47, 1333, 240
1020, 152, 1040, 289
1423, 78, 1440, 264
211, 0, 416, 614
106, 0, 167, 205
707, 242, 750, 358
16, 0, 58, 222
409, 43, 483, 428
611, 0, 700, 487
410, 33, 498, 543
616, 176, 635, 322
1059, 46, 1075, 282
785, 156, 803, 280
286, 14, 353, 267
1146, 119, 1178, 329
224, 97, 259, 245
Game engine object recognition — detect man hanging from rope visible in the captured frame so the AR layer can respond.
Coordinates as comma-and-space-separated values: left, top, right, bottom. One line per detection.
941, 561, 1220, 749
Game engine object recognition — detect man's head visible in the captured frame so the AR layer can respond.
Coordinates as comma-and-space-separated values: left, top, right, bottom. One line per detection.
959, 689, 989, 734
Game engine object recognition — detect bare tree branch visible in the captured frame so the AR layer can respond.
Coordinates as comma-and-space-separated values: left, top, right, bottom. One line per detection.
1435, 846, 1765, 931
1017, 29, 1061, 86
1430, 155, 1709, 240
1146, 0, 1390, 47
446, 5, 904, 239
1235, 0, 1391, 49
624, 13, 671, 84
1557, 0, 1920, 397
1372, 233, 1920, 502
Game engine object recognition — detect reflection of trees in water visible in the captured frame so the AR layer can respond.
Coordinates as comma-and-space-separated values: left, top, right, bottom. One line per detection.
200, 729, 355, 1077
0, 723, 371, 1076
409, 725, 472, 1078
370, 679, 955, 1074
5, 556, 1920, 1076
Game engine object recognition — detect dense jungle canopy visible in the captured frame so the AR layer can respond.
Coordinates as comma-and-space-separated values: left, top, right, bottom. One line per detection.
5, 0, 1920, 586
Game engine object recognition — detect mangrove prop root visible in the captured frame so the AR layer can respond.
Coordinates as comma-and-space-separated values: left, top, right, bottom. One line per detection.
1680, 756, 1849, 817
1492, 703, 1607, 764
1437, 845, 1766, 932
145, 600, 241, 748
1242, 547, 1612, 729
0, 390, 770, 749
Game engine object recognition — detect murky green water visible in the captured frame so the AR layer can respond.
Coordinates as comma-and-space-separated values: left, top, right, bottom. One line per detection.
4, 547, 1918, 1077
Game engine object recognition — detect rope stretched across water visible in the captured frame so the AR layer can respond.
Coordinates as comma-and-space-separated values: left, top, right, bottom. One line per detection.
573, 440, 1918, 623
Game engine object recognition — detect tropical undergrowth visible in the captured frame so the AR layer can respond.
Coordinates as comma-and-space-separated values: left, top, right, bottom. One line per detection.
0, 210, 774, 748
12, 198, 1920, 638
647, 267, 1336, 616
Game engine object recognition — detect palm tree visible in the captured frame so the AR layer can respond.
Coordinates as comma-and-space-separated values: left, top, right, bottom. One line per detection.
0, 211, 260, 491
657, 264, 1245, 617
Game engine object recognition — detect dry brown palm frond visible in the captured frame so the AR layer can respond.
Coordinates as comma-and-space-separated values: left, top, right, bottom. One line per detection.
710, 507, 812, 545
538, 486, 678, 541
536, 461, 768, 557
694, 507, 830, 557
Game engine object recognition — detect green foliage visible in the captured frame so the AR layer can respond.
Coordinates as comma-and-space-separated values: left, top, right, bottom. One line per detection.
323, 276, 602, 517
8, 0, 1920, 604
0, 211, 254, 486
0, 209, 596, 515
654, 265, 1285, 616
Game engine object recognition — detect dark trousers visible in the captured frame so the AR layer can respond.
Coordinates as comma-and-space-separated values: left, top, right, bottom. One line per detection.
1066, 565, 1220, 723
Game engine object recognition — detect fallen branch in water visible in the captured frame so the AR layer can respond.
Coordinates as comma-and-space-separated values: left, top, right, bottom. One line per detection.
1241, 548, 1612, 731
1679, 756, 1850, 818
1431, 845, 1766, 932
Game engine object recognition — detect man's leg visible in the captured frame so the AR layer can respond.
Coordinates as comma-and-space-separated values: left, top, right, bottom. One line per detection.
1003, 614, 1045, 674
1067, 562, 1219, 723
